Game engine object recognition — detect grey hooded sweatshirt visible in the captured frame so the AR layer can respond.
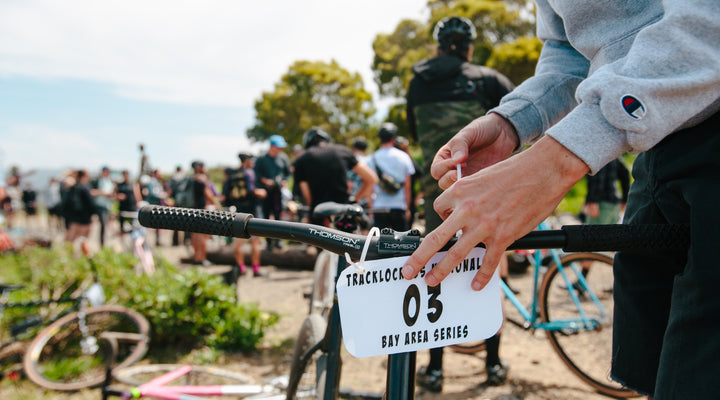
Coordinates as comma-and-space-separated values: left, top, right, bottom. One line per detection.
491, 0, 720, 173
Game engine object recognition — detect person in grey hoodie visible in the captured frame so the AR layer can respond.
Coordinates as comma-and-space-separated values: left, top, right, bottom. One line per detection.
401, 1, 720, 398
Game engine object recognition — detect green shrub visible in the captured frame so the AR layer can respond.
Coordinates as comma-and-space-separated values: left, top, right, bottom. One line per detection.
0, 246, 277, 352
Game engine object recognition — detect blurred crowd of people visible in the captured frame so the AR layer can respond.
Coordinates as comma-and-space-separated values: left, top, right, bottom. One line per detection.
0, 131, 426, 263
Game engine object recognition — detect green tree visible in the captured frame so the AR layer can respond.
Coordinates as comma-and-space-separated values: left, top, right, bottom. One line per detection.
486, 35, 543, 84
247, 60, 376, 147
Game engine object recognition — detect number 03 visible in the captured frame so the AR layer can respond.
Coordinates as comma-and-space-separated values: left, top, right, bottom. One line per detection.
402, 284, 443, 327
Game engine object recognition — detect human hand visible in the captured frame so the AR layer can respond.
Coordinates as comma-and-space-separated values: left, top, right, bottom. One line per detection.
584, 203, 600, 218
401, 136, 589, 291
431, 113, 519, 190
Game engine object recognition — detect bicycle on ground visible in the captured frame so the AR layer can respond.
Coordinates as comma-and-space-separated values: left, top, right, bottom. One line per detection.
0, 262, 150, 391
137, 205, 689, 400
103, 361, 288, 400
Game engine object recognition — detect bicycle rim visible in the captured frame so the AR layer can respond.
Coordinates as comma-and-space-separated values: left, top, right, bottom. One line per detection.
23, 305, 149, 391
540, 253, 639, 398
286, 314, 329, 400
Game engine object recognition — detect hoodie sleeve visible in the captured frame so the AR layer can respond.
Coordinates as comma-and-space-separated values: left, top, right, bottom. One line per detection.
492, 0, 720, 174
490, 3, 590, 149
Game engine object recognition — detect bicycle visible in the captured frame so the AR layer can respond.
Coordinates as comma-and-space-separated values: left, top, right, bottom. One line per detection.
445, 221, 631, 396
137, 205, 689, 400
0, 266, 150, 391
290, 202, 383, 400
103, 362, 287, 399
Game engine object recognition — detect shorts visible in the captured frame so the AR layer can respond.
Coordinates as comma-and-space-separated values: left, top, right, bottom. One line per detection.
611, 111, 720, 398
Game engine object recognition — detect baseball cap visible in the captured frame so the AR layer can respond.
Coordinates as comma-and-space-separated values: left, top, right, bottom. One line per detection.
269, 135, 288, 148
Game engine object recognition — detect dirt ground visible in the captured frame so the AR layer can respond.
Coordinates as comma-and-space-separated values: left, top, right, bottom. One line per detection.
4, 219, 632, 400
223, 259, 625, 400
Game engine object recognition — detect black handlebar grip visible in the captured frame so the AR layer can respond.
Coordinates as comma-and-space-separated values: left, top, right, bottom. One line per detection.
138, 205, 253, 239
562, 224, 690, 252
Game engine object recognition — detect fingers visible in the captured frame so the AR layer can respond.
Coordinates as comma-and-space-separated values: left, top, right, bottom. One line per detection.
472, 245, 505, 291
402, 205, 480, 286
401, 225, 451, 281
424, 232, 480, 287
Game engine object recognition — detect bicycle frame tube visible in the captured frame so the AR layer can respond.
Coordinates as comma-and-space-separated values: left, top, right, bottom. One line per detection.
323, 257, 346, 400
540, 258, 606, 332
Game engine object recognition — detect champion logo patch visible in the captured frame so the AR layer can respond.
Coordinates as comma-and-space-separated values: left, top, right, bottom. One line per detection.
621, 95, 646, 120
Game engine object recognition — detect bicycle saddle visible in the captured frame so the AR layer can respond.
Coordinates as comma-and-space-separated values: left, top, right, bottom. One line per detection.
313, 202, 364, 218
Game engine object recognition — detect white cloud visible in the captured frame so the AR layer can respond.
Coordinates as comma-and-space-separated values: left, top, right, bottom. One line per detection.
3, 124, 110, 171
180, 133, 268, 168
0, 0, 427, 107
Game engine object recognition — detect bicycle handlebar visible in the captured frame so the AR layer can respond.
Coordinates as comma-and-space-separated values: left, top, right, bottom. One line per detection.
138, 205, 689, 259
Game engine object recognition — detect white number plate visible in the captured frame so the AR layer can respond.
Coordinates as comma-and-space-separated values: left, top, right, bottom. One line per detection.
336, 247, 502, 358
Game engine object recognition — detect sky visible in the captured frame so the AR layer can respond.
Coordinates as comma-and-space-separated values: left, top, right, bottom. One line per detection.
0, 0, 428, 180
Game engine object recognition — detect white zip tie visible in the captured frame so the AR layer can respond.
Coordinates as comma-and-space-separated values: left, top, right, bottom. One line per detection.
344, 227, 381, 274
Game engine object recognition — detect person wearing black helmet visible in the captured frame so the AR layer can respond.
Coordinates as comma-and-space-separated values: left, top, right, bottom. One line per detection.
406, 16, 515, 391
293, 127, 377, 226
366, 123, 416, 231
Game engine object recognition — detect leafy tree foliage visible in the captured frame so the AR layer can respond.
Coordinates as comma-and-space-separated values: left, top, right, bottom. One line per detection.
486, 36, 543, 85
247, 60, 375, 147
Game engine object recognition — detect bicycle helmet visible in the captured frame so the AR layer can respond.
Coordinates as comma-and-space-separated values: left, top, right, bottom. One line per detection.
302, 127, 332, 149
378, 122, 398, 143
433, 16, 477, 53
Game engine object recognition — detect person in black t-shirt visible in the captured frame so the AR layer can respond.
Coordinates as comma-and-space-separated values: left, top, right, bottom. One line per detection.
223, 153, 267, 277
115, 170, 142, 235
64, 169, 94, 256
292, 127, 377, 226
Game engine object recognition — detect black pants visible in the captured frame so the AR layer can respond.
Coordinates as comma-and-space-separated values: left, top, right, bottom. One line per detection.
612, 112, 720, 398
373, 209, 408, 231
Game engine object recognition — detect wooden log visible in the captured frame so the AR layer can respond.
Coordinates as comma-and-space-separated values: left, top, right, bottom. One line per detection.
182, 244, 318, 270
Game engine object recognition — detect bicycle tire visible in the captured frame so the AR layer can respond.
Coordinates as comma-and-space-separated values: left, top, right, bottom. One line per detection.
309, 251, 337, 319
23, 305, 150, 391
114, 363, 250, 386
286, 314, 331, 400
539, 252, 639, 398
448, 340, 486, 355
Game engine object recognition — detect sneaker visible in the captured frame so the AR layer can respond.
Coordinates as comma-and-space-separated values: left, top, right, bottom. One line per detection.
253, 270, 267, 277
559, 280, 587, 296
484, 360, 508, 386
502, 277, 520, 295
416, 366, 443, 393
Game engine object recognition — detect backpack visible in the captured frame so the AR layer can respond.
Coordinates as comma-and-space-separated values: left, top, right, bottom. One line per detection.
372, 154, 402, 195
174, 177, 195, 208
223, 169, 253, 210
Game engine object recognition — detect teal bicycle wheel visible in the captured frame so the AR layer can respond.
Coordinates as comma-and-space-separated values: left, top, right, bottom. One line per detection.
540, 252, 639, 398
